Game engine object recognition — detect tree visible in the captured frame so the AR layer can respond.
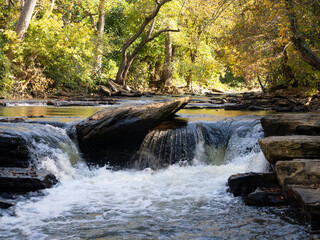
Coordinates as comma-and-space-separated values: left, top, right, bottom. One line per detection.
115, 0, 179, 86
15, 0, 37, 40
93, 0, 106, 74
285, 0, 320, 71
161, 32, 176, 87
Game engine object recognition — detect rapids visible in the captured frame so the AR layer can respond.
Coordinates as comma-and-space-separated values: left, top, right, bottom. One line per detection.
0, 105, 308, 239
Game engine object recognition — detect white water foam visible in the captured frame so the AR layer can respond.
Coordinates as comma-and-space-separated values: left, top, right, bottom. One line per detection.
0, 121, 306, 240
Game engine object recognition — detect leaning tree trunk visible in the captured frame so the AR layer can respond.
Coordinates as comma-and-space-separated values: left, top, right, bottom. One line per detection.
15, 0, 37, 40
285, 0, 320, 71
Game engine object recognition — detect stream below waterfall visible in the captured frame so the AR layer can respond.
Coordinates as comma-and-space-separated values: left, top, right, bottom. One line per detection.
0, 102, 308, 239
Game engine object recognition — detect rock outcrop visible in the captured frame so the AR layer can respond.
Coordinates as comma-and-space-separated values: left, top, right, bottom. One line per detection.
257, 113, 320, 238
275, 160, 320, 212
275, 159, 320, 186
244, 187, 286, 206
227, 172, 279, 197
0, 168, 58, 193
261, 113, 320, 137
227, 172, 286, 206
229, 113, 320, 237
0, 132, 29, 168
74, 97, 190, 167
258, 136, 320, 164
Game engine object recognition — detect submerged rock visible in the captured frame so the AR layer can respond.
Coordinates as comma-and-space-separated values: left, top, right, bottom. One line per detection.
244, 187, 287, 206
0, 168, 58, 193
227, 172, 279, 197
0, 200, 14, 209
74, 98, 190, 167
258, 136, 320, 164
261, 113, 320, 137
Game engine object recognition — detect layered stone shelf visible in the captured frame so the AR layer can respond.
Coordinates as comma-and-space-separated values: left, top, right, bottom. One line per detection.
259, 113, 320, 238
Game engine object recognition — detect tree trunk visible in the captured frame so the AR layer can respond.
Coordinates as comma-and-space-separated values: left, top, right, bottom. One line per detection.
114, 0, 178, 86
281, 49, 297, 87
186, 50, 196, 90
161, 32, 173, 87
15, 0, 37, 40
93, 0, 106, 75
285, 0, 320, 71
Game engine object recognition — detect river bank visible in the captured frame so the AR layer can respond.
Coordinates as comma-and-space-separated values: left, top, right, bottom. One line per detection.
1, 90, 320, 113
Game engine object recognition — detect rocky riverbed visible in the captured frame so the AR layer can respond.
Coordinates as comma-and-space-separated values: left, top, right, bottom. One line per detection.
0, 96, 319, 238
1, 91, 320, 112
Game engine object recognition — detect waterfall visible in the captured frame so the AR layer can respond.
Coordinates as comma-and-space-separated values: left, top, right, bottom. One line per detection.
0, 122, 83, 180
0, 116, 306, 240
27, 125, 83, 180
134, 116, 266, 170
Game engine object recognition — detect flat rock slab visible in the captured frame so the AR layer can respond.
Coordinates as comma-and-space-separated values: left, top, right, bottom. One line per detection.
0, 168, 58, 193
258, 136, 320, 164
75, 98, 190, 167
261, 113, 320, 137
228, 172, 279, 197
285, 185, 320, 212
275, 160, 320, 186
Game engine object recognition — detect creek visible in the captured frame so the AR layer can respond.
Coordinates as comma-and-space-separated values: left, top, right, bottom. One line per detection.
0, 100, 308, 239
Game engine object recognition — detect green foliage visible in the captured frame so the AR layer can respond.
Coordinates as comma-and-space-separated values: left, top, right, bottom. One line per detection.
0, 50, 12, 91
24, 16, 96, 89
0, 0, 319, 96
0, 29, 12, 92
219, 67, 245, 88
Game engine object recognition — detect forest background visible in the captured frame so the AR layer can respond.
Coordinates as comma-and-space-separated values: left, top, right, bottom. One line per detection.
0, 0, 319, 98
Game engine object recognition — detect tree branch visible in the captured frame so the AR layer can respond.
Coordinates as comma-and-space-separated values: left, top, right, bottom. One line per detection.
122, 0, 172, 50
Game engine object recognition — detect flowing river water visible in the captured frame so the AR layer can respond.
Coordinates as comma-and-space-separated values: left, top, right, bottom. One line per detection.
0, 101, 308, 239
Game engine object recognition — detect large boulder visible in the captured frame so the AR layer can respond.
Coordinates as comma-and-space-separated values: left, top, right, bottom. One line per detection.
244, 187, 287, 206
0, 127, 30, 168
284, 185, 320, 212
0, 122, 74, 168
0, 167, 58, 193
261, 113, 320, 137
258, 136, 320, 164
74, 98, 190, 167
227, 172, 279, 197
275, 160, 320, 213
275, 159, 320, 186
